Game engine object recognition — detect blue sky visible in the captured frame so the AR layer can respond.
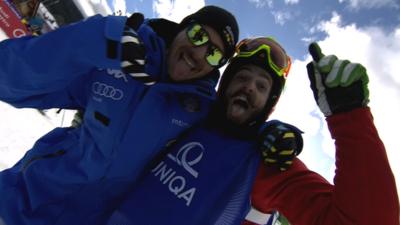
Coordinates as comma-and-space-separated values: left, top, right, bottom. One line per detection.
108, 0, 400, 59
0, 0, 399, 194
103, 0, 400, 189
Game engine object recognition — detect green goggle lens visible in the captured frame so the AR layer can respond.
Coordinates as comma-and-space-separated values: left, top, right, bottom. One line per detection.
206, 45, 224, 66
186, 23, 225, 67
187, 24, 209, 45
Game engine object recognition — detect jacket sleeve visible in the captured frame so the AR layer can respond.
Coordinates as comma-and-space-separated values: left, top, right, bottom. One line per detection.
247, 107, 399, 225
0, 15, 126, 108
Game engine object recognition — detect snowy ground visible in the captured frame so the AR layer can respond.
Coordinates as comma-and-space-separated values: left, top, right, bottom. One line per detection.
0, 102, 75, 170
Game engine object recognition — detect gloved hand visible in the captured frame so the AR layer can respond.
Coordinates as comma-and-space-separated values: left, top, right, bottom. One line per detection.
120, 13, 156, 85
306, 42, 369, 116
258, 120, 303, 171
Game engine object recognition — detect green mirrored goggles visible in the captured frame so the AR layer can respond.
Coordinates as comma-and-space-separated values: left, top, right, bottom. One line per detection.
186, 23, 226, 67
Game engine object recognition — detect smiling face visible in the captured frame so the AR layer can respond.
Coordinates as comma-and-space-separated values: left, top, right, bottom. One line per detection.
223, 64, 273, 125
167, 24, 225, 81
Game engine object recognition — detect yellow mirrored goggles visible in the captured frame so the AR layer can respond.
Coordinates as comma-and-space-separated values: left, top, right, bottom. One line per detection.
235, 38, 291, 78
186, 23, 226, 67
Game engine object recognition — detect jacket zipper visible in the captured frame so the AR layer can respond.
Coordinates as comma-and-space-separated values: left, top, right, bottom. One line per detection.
21, 149, 66, 172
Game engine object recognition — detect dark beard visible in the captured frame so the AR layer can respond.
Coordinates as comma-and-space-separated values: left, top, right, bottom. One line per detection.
205, 99, 261, 140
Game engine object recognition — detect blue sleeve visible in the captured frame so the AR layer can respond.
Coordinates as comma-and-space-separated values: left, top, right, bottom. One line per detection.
120, 18, 168, 84
137, 20, 167, 82
0, 15, 127, 108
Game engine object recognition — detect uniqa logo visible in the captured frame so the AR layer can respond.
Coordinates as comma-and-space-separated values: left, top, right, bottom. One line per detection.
152, 161, 197, 206
92, 82, 124, 100
167, 142, 204, 178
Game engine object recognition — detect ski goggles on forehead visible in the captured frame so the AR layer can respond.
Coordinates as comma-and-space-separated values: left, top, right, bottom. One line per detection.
235, 38, 291, 78
186, 23, 226, 67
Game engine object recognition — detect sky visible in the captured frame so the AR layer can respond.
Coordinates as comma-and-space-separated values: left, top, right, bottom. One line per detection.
0, 0, 399, 195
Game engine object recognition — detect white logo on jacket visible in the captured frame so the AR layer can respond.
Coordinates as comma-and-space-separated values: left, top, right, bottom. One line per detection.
92, 82, 124, 100
167, 142, 204, 178
171, 118, 189, 128
151, 142, 204, 206
107, 69, 129, 82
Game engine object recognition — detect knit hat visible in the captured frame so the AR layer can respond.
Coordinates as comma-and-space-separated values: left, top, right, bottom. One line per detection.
179, 5, 239, 65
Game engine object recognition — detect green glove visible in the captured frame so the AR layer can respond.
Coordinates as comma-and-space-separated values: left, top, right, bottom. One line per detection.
307, 42, 369, 116
259, 120, 303, 171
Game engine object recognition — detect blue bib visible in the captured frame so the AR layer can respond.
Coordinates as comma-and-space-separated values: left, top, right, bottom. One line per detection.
107, 126, 260, 225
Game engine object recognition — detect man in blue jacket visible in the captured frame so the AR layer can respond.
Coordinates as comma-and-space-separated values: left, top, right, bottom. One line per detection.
0, 6, 243, 225
106, 37, 301, 225
0, 6, 301, 225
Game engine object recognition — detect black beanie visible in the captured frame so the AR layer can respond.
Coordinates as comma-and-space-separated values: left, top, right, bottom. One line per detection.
179, 5, 239, 64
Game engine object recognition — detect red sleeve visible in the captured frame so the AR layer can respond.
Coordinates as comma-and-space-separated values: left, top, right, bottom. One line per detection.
246, 107, 399, 225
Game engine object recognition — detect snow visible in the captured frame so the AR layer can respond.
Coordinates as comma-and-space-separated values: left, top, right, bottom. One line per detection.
0, 102, 74, 170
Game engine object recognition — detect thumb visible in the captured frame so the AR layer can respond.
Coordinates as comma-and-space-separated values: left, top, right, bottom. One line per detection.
308, 42, 325, 62
126, 12, 145, 30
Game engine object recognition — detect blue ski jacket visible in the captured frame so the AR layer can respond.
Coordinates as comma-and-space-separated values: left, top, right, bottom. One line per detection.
0, 15, 218, 225
107, 125, 261, 225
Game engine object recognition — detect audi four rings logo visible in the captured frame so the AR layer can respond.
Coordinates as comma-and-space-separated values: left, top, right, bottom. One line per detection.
168, 142, 204, 178
92, 82, 124, 100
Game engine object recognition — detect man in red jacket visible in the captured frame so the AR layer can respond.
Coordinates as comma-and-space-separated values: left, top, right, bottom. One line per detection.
245, 43, 400, 225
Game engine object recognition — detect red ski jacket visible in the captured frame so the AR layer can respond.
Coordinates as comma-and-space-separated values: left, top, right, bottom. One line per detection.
245, 107, 399, 225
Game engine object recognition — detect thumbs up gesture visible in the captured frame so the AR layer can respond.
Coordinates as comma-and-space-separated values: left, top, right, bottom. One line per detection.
306, 43, 370, 116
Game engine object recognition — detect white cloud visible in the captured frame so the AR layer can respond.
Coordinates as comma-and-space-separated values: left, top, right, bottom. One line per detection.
248, 0, 298, 8
285, 0, 299, 5
271, 10, 292, 25
339, 0, 399, 9
272, 12, 400, 191
269, 57, 336, 180
248, 0, 273, 8
153, 0, 205, 23
301, 36, 317, 43
112, 0, 127, 15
